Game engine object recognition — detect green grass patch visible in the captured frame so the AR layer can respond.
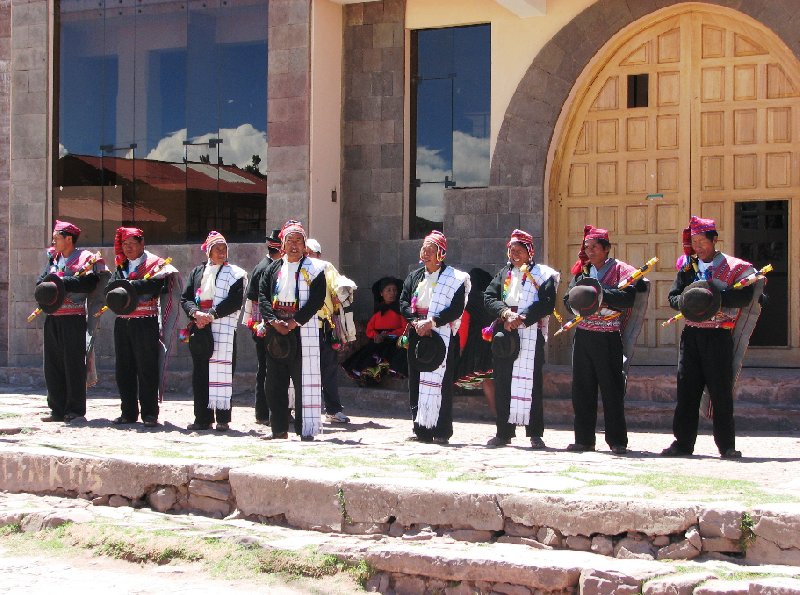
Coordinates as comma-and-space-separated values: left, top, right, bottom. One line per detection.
0, 520, 372, 589
0, 411, 21, 419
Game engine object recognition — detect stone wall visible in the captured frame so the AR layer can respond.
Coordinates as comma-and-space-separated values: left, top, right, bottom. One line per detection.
266, 0, 312, 231
340, 0, 410, 320
0, 0, 11, 366
7, 0, 48, 368
3, 450, 800, 567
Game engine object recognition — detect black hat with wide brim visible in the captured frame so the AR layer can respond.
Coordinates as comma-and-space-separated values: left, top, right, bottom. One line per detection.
265, 328, 298, 361
408, 332, 446, 372
566, 277, 603, 318
34, 273, 66, 314
679, 280, 722, 323
492, 328, 520, 360
104, 279, 139, 315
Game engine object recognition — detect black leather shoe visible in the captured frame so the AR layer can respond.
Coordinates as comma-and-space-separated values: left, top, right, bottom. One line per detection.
566, 443, 595, 452
187, 423, 212, 431
720, 448, 742, 459
486, 436, 511, 448
142, 417, 159, 428
610, 445, 627, 455
432, 436, 449, 445
113, 416, 136, 425
530, 437, 546, 450
262, 432, 289, 440
300, 435, 314, 442
41, 414, 64, 422
661, 442, 692, 457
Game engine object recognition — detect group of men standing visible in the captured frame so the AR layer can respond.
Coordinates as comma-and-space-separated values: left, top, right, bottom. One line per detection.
33, 215, 761, 457
395, 218, 760, 459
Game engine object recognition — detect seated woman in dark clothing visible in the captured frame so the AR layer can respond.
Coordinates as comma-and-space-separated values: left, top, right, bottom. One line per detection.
455, 268, 496, 414
342, 277, 407, 384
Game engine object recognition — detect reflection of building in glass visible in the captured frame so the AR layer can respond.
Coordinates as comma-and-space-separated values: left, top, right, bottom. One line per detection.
55, 0, 268, 245
55, 155, 267, 245
411, 24, 491, 237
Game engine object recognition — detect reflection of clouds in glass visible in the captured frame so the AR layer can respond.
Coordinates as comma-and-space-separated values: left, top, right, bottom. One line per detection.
415, 130, 489, 222
145, 124, 268, 169
59, 143, 69, 158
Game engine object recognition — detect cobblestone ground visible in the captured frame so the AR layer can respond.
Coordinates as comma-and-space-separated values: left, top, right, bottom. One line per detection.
1, 386, 799, 505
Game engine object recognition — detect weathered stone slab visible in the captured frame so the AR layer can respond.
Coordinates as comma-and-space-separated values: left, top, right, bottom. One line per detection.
749, 577, 800, 594
747, 536, 800, 567
0, 451, 192, 499
191, 465, 230, 481
341, 479, 505, 531
188, 479, 231, 501
752, 505, 800, 550
695, 579, 751, 595
699, 505, 744, 539
229, 464, 341, 531
643, 572, 717, 595
579, 568, 653, 595
498, 494, 697, 537
187, 494, 230, 517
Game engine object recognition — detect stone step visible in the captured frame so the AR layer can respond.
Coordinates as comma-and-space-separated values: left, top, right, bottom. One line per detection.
2, 491, 800, 595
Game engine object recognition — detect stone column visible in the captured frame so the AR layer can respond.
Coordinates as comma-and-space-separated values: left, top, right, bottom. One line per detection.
8, 0, 49, 367
0, 0, 11, 366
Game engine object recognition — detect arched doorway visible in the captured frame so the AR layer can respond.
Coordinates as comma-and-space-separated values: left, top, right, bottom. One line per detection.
548, 3, 800, 367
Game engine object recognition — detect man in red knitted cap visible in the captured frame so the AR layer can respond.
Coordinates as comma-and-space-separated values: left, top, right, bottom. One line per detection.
562, 225, 646, 455
35, 220, 108, 423
399, 231, 470, 444
257, 220, 327, 441
483, 229, 559, 449
105, 227, 179, 427
661, 216, 757, 459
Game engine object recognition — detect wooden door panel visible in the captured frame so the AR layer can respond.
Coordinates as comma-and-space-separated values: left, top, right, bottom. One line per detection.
552, 6, 800, 365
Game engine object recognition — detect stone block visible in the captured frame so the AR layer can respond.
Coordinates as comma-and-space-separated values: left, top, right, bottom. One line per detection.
701, 536, 740, 553
268, 0, 308, 27
10, 115, 46, 159
498, 494, 698, 538
614, 536, 654, 559
229, 464, 341, 531
749, 577, 800, 594
188, 479, 231, 501
393, 575, 426, 595
492, 584, 531, 595
341, 479, 505, 531
752, 505, 800, 550
446, 529, 494, 543
191, 465, 230, 481
503, 519, 537, 538
268, 71, 309, 100
566, 535, 592, 551
579, 568, 645, 595
591, 535, 613, 556
147, 486, 177, 512
269, 119, 309, 147
187, 493, 231, 517
694, 579, 751, 595
699, 505, 744, 539
269, 22, 309, 51
643, 572, 717, 595
656, 539, 700, 561
537, 527, 562, 547
108, 495, 131, 508
746, 536, 800, 566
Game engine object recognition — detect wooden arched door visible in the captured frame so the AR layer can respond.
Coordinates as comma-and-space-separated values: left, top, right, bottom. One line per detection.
549, 4, 800, 367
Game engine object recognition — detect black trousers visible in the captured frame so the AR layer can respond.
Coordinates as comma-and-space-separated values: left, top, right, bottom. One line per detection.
493, 328, 545, 440
319, 328, 343, 415
673, 326, 735, 454
190, 343, 234, 426
253, 335, 270, 422
265, 330, 305, 435
571, 328, 628, 448
114, 316, 160, 421
407, 333, 458, 441
43, 314, 87, 418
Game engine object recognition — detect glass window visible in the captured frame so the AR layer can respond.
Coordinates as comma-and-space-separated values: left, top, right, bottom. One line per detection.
55, 0, 268, 245
410, 25, 490, 238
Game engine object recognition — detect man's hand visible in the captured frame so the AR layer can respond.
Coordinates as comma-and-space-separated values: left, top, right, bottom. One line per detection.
503, 311, 525, 331
194, 311, 213, 328
271, 319, 291, 335
414, 319, 433, 337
